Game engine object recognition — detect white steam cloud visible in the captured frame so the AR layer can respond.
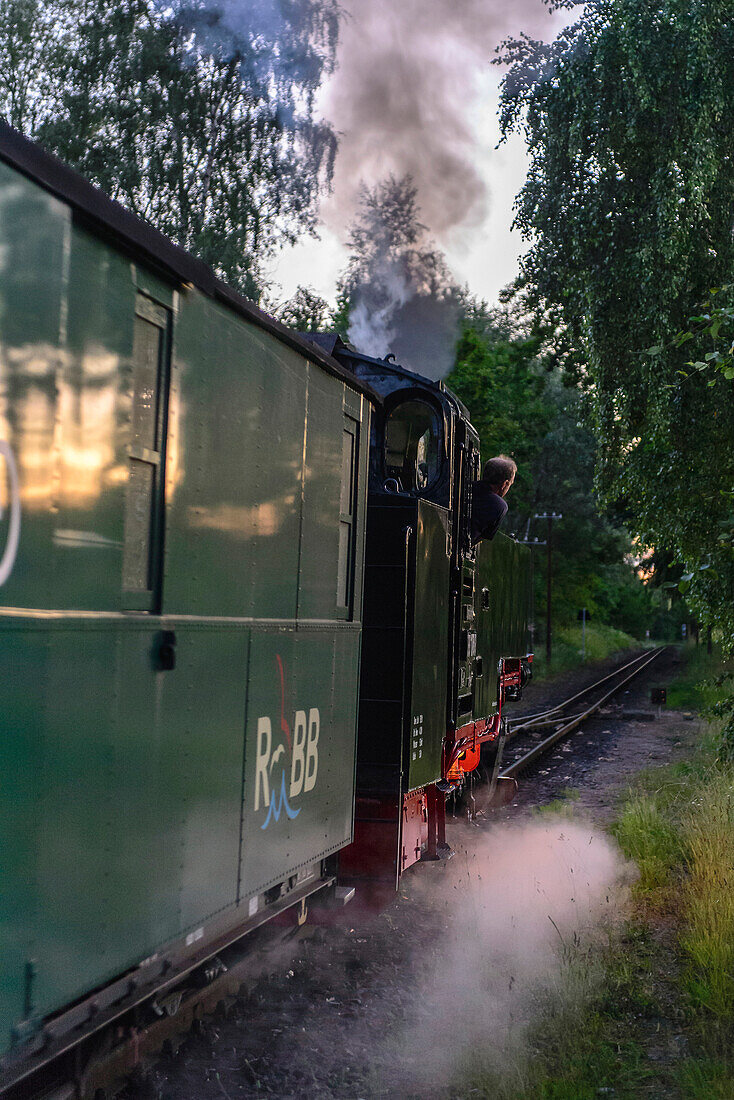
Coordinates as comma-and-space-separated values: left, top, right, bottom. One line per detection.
377, 819, 631, 1095
347, 264, 412, 360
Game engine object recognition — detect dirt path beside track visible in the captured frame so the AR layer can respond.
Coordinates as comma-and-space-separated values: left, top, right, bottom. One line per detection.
130, 646, 700, 1100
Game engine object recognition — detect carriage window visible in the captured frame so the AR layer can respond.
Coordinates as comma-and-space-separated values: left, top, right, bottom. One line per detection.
337, 417, 358, 617
122, 295, 169, 609
384, 399, 441, 493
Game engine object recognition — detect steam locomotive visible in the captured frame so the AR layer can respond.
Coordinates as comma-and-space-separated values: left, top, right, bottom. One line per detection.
0, 123, 532, 1092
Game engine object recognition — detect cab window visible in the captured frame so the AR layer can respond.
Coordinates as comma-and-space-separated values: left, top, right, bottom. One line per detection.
384, 399, 441, 493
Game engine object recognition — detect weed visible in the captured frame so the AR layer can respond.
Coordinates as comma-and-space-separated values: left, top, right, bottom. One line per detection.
533, 788, 580, 818
679, 769, 734, 1019
611, 795, 680, 891
676, 1056, 734, 1098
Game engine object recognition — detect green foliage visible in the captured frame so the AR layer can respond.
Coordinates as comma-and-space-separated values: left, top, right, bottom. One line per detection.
0, 0, 75, 130
650, 283, 734, 389
274, 285, 332, 332
680, 770, 734, 1018
612, 796, 680, 891
527, 377, 640, 629
445, 324, 551, 516
498, 0, 734, 650
0, 0, 340, 298
531, 622, 637, 679
656, 288, 734, 591
676, 1057, 734, 1099
448, 328, 662, 639
328, 285, 351, 341
271, 281, 349, 338
664, 646, 734, 710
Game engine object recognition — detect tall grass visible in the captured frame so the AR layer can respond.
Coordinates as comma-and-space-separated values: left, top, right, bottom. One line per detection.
676, 1057, 734, 1098
612, 795, 680, 892
680, 770, 734, 1019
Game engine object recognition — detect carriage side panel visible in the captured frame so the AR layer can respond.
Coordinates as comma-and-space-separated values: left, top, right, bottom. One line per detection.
0, 150, 369, 1065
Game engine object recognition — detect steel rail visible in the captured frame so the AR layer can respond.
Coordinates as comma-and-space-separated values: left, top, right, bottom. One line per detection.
500, 646, 666, 779
508, 648, 661, 734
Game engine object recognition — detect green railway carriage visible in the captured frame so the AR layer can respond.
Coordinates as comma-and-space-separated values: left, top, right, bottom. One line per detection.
0, 125, 375, 1078
472, 531, 534, 721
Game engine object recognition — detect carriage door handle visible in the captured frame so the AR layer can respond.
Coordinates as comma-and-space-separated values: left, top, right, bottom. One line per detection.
156, 630, 176, 671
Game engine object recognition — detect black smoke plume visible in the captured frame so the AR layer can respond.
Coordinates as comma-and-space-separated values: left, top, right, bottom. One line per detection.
340, 176, 463, 379
324, 0, 563, 376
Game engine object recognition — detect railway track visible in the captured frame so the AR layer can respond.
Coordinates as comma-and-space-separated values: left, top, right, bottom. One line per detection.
498, 646, 668, 781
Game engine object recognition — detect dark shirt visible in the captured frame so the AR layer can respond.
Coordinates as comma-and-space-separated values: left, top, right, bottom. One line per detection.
470, 482, 508, 544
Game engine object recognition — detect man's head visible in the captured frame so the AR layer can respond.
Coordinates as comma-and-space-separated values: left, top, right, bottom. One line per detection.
482, 455, 517, 498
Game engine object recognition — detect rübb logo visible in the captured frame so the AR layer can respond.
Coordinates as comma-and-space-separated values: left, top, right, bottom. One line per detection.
254, 655, 320, 830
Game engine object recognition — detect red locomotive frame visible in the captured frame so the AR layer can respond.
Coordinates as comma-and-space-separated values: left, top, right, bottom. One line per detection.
341, 653, 533, 899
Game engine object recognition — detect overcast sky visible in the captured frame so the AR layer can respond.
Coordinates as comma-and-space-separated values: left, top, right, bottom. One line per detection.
267, 2, 574, 307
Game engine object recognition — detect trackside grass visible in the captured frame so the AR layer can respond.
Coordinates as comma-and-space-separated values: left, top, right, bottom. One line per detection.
679, 771, 734, 1020
453, 646, 734, 1099
531, 622, 640, 680
613, 793, 681, 893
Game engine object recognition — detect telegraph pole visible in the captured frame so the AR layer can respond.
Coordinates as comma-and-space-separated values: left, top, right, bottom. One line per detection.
534, 512, 562, 666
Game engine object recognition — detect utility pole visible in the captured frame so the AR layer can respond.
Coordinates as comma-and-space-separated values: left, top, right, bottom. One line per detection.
534, 512, 563, 666
580, 608, 588, 660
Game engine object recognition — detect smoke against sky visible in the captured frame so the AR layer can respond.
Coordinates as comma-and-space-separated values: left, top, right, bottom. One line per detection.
269, 0, 573, 308
342, 175, 464, 376
323, 0, 559, 242
318, 0, 572, 368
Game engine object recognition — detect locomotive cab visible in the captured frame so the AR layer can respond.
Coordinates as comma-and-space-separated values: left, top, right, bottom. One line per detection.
315, 337, 534, 899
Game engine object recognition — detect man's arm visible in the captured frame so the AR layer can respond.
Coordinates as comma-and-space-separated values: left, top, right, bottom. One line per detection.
470, 484, 508, 543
